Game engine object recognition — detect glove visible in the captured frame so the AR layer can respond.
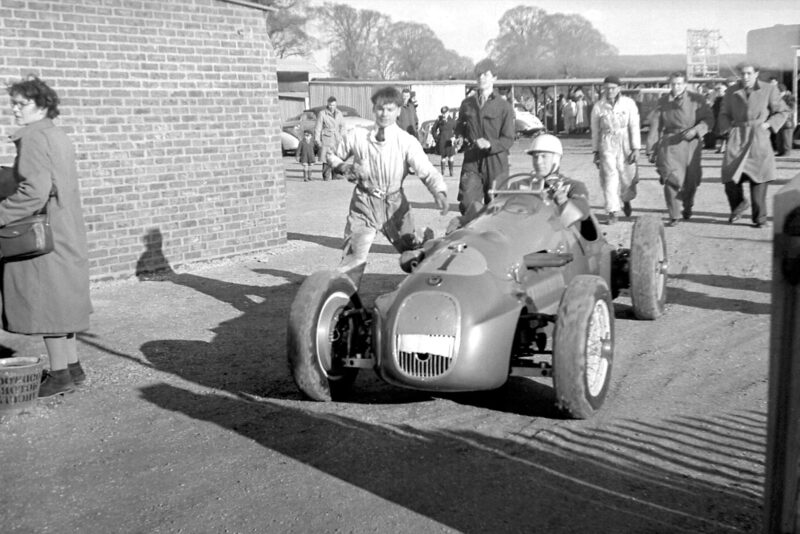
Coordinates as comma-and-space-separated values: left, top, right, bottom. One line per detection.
553, 185, 569, 206
434, 192, 448, 215
647, 152, 657, 164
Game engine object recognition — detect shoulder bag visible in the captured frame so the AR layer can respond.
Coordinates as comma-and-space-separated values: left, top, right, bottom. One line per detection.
0, 190, 55, 261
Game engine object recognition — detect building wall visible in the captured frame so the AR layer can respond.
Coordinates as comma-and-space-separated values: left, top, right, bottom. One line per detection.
0, 0, 285, 280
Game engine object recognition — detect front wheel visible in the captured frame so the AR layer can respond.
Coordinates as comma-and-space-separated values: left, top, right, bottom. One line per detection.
630, 215, 668, 319
553, 275, 614, 419
287, 271, 363, 401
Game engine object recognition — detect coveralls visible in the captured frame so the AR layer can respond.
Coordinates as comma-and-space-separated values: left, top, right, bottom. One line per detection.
327, 123, 447, 283
646, 91, 713, 220
455, 90, 515, 216
591, 95, 641, 214
717, 80, 789, 224
314, 107, 344, 181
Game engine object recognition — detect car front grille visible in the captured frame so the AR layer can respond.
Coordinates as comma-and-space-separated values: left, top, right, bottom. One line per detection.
393, 292, 459, 379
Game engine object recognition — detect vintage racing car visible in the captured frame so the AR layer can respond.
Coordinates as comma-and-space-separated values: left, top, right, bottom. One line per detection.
287, 173, 667, 418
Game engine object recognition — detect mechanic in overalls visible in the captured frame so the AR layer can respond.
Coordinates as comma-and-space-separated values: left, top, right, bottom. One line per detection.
526, 134, 590, 226
590, 75, 641, 224
327, 86, 449, 286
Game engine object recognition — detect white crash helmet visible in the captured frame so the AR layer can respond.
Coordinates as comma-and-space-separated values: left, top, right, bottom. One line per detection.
526, 133, 562, 176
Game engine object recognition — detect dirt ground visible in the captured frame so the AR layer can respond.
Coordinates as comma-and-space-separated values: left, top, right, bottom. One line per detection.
1, 136, 798, 533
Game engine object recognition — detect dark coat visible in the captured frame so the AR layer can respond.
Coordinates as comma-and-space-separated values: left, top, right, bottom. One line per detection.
646, 91, 713, 189
717, 80, 789, 184
1, 118, 91, 334
397, 102, 419, 137
432, 115, 457, 157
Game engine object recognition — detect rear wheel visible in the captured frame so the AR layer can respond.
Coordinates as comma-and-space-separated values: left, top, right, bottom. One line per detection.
630, 215, 668, 319
553, 275, 614, 419
287, 271, 363, 401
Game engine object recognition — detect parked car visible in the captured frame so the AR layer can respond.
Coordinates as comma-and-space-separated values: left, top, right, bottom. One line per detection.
281, 129, 299, 156
287, 173, 668, 419
282, 105, 373, 142
514, 103, 545, 135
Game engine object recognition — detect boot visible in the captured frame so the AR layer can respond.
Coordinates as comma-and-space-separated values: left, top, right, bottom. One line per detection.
39, 369, 74, 398
440, 162, 446, 176
448, 161, 454, 177
68, 361, 86, 385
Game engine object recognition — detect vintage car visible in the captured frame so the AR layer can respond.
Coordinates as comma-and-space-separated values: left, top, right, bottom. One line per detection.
287, 173, 667, 418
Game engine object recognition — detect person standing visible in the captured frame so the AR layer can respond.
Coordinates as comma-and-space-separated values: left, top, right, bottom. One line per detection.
646, 72, 714, 226
717, 62, 789, 228
314, 96, 344, 181
296, 130, 316, 182
326, 86, 448, 286
591, 75, 641, 224
397, 88, 419, 139
431, 106, 458, 177
5, 76, 92, 397
775, 84, 795, 157
454, 59, 515, 220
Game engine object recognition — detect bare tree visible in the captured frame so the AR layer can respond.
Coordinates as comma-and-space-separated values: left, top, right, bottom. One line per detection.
313, 3, 390, 79
488, 6, 617, 78
265, 0, 319, 59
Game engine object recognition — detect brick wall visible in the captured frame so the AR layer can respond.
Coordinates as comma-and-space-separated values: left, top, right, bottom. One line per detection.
0, 0, 286, 280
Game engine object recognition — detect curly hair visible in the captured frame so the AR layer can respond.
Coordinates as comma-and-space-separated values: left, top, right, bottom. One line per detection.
7, 75, 60, 119
371, 86, 403, 108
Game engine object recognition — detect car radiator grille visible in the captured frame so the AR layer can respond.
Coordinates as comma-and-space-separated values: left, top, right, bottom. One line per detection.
393, 292, 460, 379
397, 334, 456, 377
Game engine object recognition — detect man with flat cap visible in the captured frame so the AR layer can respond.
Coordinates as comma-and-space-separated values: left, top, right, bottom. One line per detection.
591, 74, 641, 224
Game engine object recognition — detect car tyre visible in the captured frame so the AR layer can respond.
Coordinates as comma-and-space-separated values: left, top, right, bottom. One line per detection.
630, 215, 668, 319
287, 271, 361, 401
553, 275, 614, 419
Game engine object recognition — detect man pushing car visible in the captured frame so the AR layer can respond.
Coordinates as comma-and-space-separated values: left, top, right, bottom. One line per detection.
326, 86, 449, 286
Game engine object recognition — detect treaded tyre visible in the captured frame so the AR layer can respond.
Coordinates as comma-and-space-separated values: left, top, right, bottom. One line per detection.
630, 215, 668, 319
287, 271, 362, 401
553, 275, 614, 419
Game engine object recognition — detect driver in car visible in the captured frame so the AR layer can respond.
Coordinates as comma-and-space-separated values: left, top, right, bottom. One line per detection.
525, 134, 590, 226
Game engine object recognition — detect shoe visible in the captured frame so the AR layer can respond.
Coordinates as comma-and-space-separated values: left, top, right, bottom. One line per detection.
666, 218, 679, 227
682, 207, 692, 220
605, 212, 618, 225
39, 369, 75, 398
728, 200, 750, 223
622, 202, 632, 217
753, 221, 770, 229
68, 362, 86, 386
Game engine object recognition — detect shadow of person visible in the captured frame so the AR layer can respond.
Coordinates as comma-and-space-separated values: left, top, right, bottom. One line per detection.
135, 228, 175, 280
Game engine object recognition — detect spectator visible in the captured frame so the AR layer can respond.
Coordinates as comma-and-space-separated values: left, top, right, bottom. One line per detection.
432, 106, 458, 177
574, 89, 589, 134
453, 58, 515, 221
296, 130, 316, 182
591, 75, 641, 224
397, 87, 419, 138
325, 86, 448, 286
646, 72, 714, 226
717, 62, 789, 228
775, 84, 795, 157
314, 96, 345, 181
4, 76, 92, 397
563, 93, 577, 134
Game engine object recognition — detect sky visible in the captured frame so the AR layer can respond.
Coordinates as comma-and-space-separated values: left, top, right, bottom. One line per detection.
308, 0, 800, 64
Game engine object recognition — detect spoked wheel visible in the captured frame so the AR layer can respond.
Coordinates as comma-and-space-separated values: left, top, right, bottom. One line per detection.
553, 275, 614, 419
287, 271, 364, 401
630, 215, 668, 319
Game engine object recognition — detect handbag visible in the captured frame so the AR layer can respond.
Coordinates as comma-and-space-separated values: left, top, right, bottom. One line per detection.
0, 193, 55, 261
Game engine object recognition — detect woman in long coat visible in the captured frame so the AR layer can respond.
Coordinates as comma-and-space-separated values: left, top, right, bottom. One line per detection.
717, 63, 789, 227
5, 76, 92, 397
432, 107, 458, 176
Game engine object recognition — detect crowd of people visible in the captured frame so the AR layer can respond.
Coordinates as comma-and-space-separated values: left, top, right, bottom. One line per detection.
301, 60, 796, 284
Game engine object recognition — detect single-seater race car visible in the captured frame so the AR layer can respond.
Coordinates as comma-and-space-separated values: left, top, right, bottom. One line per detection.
287, 173, 667, 418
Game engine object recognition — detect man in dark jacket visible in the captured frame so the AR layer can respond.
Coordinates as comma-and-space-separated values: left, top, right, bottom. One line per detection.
454, 59, 515, 218
397, 87, 419, 138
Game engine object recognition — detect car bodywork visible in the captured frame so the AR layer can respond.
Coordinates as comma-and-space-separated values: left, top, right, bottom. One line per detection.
288, 173, 667, 418
282, 105, 373, 142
